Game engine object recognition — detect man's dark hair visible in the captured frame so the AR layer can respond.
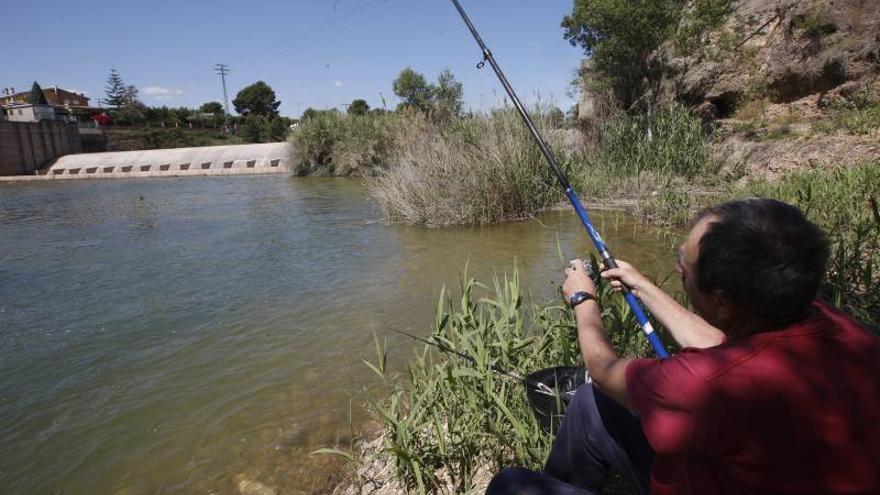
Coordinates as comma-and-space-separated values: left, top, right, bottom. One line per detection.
695, 198, 830, 326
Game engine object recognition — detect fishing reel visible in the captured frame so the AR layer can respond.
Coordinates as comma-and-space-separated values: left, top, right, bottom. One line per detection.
571, 259, 599, 284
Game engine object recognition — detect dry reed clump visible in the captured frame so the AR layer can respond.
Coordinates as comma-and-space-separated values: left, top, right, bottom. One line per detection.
366, 110, 564, 226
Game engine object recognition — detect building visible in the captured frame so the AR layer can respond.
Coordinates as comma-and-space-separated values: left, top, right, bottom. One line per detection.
3, 104, 57, 122
1, 86, 91, 108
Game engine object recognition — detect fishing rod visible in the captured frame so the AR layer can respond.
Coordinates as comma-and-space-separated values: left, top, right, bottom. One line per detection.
447, 0, 669, 359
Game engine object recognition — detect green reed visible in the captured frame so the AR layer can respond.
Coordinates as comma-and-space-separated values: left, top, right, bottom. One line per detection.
365, 262, 661, 493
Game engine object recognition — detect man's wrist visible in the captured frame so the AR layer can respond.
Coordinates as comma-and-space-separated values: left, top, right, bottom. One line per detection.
569, 290, 596, 307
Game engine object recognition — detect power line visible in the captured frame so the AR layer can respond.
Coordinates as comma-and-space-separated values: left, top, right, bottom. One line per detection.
213, 63, 231, 133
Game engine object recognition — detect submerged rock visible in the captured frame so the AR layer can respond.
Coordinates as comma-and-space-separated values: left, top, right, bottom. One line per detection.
235, 477, 277, 495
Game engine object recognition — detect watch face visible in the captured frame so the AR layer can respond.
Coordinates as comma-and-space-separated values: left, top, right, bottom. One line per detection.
570, 291, 593, 306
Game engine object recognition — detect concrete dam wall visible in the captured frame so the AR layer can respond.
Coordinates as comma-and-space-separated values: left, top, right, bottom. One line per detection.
34, 142, 291, 180
0, 120, 82, 176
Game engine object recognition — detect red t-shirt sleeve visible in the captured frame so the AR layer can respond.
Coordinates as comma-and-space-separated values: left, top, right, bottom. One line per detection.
626, 353, 727, 456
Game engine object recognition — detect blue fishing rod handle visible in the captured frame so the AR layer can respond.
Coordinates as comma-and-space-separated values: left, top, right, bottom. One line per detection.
564, 188, 669, 359
624, 291, 670, 359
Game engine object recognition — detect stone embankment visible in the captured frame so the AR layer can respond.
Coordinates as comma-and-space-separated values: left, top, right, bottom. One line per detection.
0, 142, 291, 181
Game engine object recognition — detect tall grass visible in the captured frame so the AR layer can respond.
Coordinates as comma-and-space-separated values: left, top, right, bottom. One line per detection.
366, 265, 659, 493
290, 112, 395, 176
596, 105, 711, 179
366, 109, 567, 226
744, 165, 880, 329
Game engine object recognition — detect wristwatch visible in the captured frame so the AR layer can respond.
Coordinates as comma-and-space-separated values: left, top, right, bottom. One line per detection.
569, 291, 596, 307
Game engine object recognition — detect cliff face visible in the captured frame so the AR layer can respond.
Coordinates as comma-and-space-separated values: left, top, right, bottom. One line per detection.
578, 0, 879, 177
658, 0, 879, 121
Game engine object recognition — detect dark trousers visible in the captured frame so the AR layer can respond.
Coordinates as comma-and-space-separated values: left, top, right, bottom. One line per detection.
486, 384, 654, 495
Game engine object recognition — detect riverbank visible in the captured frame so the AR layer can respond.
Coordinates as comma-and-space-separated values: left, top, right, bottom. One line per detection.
326, 161, 879, 494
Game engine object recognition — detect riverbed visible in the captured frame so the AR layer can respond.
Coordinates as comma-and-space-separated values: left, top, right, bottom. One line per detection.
0, 176, 678, 493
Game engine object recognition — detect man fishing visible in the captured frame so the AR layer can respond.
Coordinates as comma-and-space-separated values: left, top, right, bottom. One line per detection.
487, 198, 880, 495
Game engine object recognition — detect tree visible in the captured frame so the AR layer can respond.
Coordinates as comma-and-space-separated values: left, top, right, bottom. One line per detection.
547, 106, 566, 128
393, 68, 436, 112
561, 0, 681, 108
435, 69, 464, 119
347, 99, 370, 116
200, 101, 224, 115
262, 116, 288, 142
233, 81, 281, 116
239, 114, 288, 143
28, 81, 48, 105
103, 68, 127, 109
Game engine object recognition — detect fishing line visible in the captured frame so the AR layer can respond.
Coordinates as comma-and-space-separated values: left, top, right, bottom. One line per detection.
391, 328, 559, 396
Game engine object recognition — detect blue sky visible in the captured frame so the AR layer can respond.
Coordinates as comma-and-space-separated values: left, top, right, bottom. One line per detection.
2, 1, 585, 117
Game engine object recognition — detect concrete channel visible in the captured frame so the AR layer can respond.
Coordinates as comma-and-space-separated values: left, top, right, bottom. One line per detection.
0, 142, 292, 181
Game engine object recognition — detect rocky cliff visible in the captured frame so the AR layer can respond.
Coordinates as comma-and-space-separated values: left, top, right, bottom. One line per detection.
580, 0, 880, 177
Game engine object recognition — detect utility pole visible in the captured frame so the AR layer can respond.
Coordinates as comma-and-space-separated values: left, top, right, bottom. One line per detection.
214, 63, 231, 134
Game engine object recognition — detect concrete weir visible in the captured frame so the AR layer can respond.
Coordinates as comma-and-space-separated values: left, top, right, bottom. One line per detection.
11, 142, 291, 181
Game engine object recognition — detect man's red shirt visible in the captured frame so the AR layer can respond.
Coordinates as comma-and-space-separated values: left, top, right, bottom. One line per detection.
626, 301, 880, 495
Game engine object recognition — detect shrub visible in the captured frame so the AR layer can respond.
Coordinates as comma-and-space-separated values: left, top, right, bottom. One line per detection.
834, 102, 880, 136
792, 13, 837, 38
674, 0, 733, 54
290, 112, 394, 176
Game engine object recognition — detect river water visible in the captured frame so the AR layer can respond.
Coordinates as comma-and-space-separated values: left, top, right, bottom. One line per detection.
0, 176, 679, 494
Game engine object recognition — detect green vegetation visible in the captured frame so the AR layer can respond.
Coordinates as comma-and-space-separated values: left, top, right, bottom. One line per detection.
232, 80, 281, 116
104, 127, 242, 151
366, 267, 657, 493
836, 103, 880, 135
792, 11, 837, 39
392, 68, 464, 118
28, 81, 48, 105
595, 106, 711, 178
674, 0, 733, 54
562, 0, 686, 107
291, 110, 395, 176
365, 109, 564, 226
103, 68, 127, 109
355, 162, 879, 493
348, 99, 370, 116
239, 114, 289, 143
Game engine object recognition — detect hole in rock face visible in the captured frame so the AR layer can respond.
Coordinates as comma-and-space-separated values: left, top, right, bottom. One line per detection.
179, 163, 190, 171
246, 160, 256, 168
223, 161, 234, 169
86, 168, 97, 174
103, 167, 114, 173
270, 159, 280, 167
140, 165, 151, 172
159, 164, 170, 171
709, 93, 740, 119
201, 162, 211, 170
69, 168, 80, 174
53, 169, 64, 175
121, 166, 132, 172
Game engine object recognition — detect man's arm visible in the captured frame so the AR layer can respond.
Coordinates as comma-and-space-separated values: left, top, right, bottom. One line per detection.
602, 261, 725, 349
563, 261, 634, 408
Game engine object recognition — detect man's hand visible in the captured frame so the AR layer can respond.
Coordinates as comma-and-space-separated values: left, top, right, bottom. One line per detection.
563, 259, 598, 302
600, 259, 651, 297
564, 259, 633, 409
603, 259, 725, 349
